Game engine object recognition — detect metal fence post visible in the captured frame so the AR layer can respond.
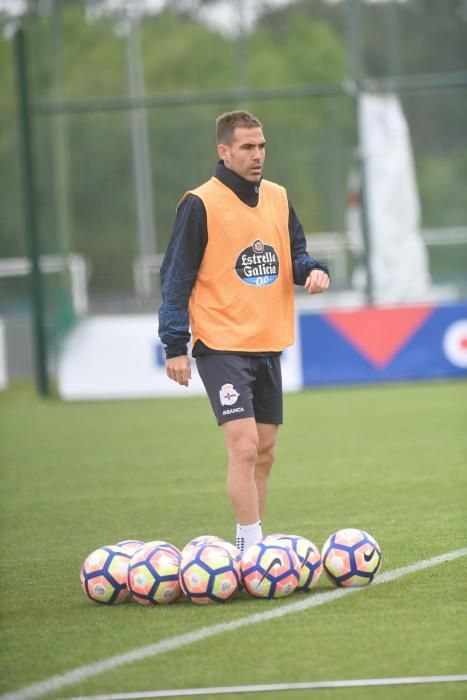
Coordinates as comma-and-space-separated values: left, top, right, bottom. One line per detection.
14, 25, 50, 397
345, 0, 374, 304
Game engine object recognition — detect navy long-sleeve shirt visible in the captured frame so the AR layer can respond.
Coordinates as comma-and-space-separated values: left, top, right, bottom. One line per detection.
158, 161, 329, 358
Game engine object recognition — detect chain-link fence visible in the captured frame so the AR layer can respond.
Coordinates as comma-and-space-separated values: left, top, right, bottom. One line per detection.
1, 0, 466, 382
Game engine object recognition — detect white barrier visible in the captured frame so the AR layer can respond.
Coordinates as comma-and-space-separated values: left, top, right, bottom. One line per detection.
57, 315, 301, 401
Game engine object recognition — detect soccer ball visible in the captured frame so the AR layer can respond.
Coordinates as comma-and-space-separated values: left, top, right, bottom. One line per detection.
115, 539, 145, 556
240, 540, 301, 598
127, 543, 181, 605
179, 543, 241, 604
321, 528, 382, 587
216, 539, 241, 562
80, 545, 131, 604
143, 540, 182, 561
182, 536, 241, 563
262, 534, 322, 590
181, 535, 224, 560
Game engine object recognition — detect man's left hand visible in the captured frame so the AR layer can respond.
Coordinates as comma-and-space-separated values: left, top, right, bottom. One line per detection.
304, 269, 330, 294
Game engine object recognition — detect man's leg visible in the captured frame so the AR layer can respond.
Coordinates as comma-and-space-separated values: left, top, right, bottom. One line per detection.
222, 417, 264, 551
196, 354, 280, 551
222, 417, 259, 524
255, 423, 279, 519
251, 356, 282, 519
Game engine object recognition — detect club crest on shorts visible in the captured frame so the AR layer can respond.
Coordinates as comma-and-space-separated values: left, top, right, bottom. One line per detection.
219, 383, 239, 406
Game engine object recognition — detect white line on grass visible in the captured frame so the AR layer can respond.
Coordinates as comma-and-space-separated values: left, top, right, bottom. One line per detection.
2, 548, 466, 700
61, 674, 467, 699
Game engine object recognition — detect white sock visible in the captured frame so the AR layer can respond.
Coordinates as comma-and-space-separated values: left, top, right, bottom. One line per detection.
236, 521, 262, 553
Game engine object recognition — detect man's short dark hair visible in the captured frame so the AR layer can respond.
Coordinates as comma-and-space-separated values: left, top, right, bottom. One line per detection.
216, 110, 263, 145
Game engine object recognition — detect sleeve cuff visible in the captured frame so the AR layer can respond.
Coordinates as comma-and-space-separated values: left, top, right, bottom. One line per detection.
165, 346, 188, 359
309, 260, 330, 279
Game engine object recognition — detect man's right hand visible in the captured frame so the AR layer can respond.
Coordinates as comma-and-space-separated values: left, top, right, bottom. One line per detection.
166, 355, 191, 387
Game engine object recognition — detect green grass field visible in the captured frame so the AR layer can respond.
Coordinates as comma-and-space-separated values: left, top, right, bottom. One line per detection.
1, 379, 466, 700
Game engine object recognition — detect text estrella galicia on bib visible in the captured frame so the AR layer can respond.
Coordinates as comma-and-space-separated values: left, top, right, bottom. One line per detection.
235, 239, 279, 287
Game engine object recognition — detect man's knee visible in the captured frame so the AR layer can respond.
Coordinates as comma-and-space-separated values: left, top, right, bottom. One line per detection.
223, 419, 259, 468
231, 433, 259, 468
257, 441, 276, 469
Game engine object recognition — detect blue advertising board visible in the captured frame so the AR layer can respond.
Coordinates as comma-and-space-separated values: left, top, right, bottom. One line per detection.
299, 302, 467, 386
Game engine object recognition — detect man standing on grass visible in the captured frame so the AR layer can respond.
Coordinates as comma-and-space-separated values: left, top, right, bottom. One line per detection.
158, 110, 330, 552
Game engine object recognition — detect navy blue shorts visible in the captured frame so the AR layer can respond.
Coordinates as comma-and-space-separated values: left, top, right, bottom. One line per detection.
196, 354, 283, 425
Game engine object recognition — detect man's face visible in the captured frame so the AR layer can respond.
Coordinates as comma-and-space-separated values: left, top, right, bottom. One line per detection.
218, 126, 266, 182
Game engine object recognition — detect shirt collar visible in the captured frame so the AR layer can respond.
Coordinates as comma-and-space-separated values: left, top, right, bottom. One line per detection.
214, 160, 261, 206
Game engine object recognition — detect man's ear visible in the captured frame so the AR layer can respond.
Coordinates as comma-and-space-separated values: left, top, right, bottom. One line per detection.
218, 143, 228, 161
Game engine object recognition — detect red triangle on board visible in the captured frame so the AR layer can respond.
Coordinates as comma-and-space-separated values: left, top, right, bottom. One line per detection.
325, 305, 434, 368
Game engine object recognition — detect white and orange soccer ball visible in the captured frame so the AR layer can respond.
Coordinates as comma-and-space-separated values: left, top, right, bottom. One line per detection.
262, 534, 322, 590
115, 539, 145, 556
127, 542, 181, 605
80, 545, 131, 604
321, 528, 382, 587
181, 535, 225, 561
179, 543, 241, 604
142, 540, 182, 561
240, 540, 301, 598
213, 539, 242, 562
